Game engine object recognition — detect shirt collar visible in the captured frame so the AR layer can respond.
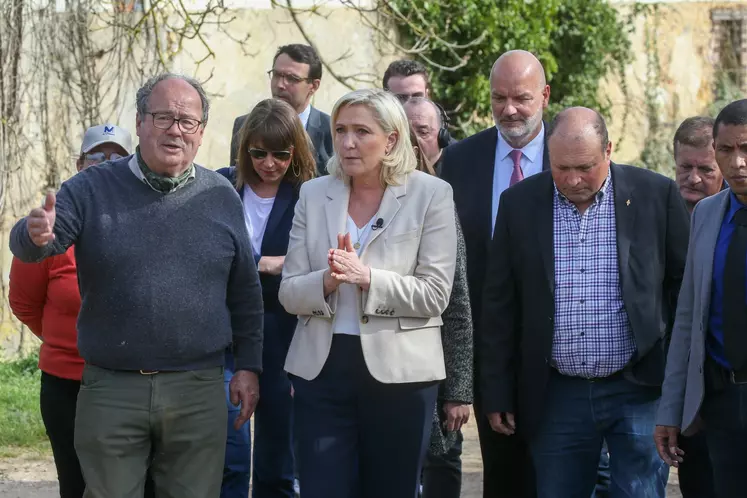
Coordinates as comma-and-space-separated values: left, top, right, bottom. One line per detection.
496, 122, 545, 163
298, 105, 312, 129
128, 154, 196, 192
727, 190, 747, 223
554, 169, 612, 207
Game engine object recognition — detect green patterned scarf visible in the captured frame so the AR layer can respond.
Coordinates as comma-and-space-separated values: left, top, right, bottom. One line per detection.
136, 146, 193, 193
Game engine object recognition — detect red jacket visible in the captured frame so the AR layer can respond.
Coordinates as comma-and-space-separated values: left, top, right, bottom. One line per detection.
9, 247, 84, 380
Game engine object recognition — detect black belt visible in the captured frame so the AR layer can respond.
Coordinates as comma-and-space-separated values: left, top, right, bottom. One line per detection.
704, 355, 747, 392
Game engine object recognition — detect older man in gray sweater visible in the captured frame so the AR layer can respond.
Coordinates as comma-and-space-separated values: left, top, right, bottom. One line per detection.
10, 73, 263, 498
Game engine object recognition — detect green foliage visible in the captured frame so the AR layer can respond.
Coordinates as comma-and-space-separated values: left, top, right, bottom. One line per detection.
0, 353, 47, 453
388, 0, 637, 137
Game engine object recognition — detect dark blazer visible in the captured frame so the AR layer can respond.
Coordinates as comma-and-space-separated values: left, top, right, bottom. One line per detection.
230, 106, 334, 176
216, 167, 299, 318
479, 163, 690, 437
440, 125, 550, 334
429, 215, 473, 455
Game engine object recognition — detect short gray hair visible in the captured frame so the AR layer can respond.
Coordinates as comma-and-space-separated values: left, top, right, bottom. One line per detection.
136, 73, 210, 125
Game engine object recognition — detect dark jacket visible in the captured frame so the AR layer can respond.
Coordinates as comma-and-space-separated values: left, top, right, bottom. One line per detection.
429, 214, 473, 454
216, 166, 300, 344
479, 163, 690, 437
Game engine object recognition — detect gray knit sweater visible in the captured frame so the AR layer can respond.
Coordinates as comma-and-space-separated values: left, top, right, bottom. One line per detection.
10, 157, 264, 373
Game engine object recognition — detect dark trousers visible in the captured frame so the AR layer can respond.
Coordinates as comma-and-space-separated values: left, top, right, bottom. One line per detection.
677, 432, 716, 498
475, 399, 536, 498
529, 371, 668, 498
700, 381, 747, 498
422, 431, 463, 498
40, 372, 86, 498
291, 334, 439, 498
252, 313, 296, 498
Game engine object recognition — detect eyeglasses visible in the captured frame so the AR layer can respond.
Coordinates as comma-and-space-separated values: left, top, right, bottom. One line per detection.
84, 152, 125, 163
267, 70, 312, 85
248, 148, 293, 161
146, 112, 203, 134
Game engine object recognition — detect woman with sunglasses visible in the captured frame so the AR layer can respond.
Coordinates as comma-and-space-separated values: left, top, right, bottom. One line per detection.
9, 124, 155, 498
217, 98, 316, 498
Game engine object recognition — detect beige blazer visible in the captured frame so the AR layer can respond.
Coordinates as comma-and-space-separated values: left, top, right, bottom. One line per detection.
279, 170, 457, 383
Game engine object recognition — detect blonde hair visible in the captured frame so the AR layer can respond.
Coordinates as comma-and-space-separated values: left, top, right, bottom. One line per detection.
326, 89, 416, 186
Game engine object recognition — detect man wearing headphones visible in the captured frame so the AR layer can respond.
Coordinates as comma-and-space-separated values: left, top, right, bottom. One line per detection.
404, 97, 455, 176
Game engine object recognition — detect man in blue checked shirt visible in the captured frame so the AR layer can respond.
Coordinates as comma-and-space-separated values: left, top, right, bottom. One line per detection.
479, 107, 690, 498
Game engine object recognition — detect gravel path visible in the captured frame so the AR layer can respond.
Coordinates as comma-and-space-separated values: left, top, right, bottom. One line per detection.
0, 417, 683, 497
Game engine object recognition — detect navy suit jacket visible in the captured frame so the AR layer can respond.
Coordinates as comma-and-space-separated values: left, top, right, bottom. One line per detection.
229, 106, 333, 176
440, 125, 550, 334
216, 167, 299, 324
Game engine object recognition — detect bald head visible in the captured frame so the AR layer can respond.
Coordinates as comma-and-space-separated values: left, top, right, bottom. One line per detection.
547, 107, 612, 212
491, 50, 547, 88
548, 107, 609, 152
490, 50, 550, 148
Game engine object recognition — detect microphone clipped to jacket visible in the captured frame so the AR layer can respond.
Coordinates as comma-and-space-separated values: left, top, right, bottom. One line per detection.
371, 218, 384, 230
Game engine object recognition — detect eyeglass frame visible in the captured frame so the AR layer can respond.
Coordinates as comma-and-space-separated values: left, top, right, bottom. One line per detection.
145, 111, 203, 134
267, 69, 314, 86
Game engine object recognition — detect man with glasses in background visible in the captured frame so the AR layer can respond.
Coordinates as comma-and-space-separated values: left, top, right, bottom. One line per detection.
230, 44, 333, 175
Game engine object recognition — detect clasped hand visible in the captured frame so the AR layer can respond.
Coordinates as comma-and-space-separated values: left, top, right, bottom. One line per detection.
327, 233, 371, 290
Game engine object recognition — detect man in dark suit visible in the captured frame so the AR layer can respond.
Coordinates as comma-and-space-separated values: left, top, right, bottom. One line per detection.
229, 44, 333, 174
481, 107, 690, 497
440, 49, 550, 498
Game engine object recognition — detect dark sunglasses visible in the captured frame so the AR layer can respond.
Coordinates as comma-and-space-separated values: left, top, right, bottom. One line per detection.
248, 148, 292, 161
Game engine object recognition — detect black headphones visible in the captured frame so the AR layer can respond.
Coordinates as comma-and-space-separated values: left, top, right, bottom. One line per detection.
433, 101, 452, 149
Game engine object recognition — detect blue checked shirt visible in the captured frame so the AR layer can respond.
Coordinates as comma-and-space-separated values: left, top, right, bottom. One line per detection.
551, 173, 636, 378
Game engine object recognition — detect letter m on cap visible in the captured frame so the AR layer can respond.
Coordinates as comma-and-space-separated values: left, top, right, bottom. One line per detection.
104, 126, 115, 135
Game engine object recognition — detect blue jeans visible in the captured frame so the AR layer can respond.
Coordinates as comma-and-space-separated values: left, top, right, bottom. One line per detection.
529, 371, 668, 498
700, 382, 747, 498
222, 354, 251, 498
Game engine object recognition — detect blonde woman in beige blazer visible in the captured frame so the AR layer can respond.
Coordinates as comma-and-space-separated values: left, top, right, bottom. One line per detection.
278, 88, 457, 498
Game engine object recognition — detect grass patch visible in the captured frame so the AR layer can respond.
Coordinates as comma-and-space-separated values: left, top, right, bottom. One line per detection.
0, 353, 49, 456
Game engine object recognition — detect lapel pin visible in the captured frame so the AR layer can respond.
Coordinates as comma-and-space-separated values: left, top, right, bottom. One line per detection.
626, 199, 631, 207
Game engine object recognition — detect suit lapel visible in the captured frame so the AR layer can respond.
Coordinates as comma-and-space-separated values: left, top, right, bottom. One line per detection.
541, 121, 551, 172
476, 128, 498, 244
263, 181, 293, 247
698, 191, 730, 315
325, 178, 350, 249
534, 173, 555, 293
612, 163, 636, 293
306, 107, 322, 145
362, 179, 405, 254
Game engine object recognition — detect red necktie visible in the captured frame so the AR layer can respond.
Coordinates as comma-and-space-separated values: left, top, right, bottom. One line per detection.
509, 149, 524, 186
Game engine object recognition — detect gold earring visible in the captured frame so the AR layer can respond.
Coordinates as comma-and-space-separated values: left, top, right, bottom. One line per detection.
292, 161, 300, 177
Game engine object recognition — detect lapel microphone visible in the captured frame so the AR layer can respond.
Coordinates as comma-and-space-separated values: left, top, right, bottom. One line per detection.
371, 218, 384, 230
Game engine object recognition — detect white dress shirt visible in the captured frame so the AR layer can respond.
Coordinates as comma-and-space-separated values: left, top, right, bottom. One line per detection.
298, 105, 311, 130
491, 124, 545, 235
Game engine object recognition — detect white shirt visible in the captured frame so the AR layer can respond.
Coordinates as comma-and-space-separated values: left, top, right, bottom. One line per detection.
298, 105, 312, 129
333, 215, 375, 336
491, 124, 545, 235
242, 186, 275, 256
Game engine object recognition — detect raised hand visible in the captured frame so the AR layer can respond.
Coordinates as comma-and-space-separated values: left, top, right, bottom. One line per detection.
27, 190, 57, 247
